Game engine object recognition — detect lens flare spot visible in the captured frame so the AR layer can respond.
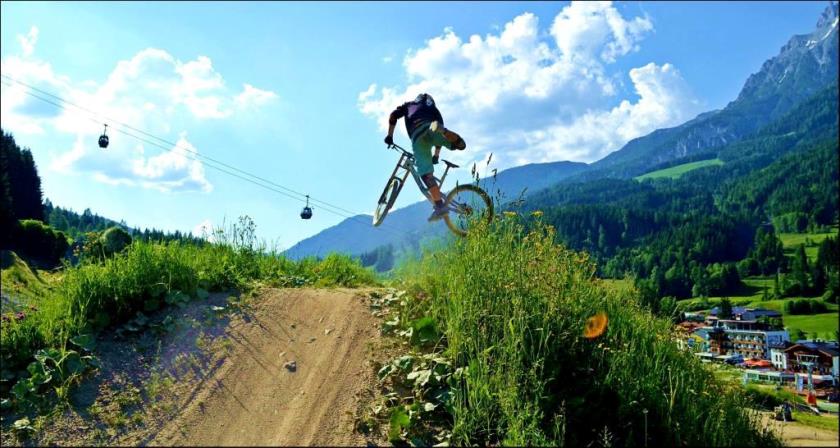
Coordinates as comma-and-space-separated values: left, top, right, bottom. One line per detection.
584, 312, 608, 339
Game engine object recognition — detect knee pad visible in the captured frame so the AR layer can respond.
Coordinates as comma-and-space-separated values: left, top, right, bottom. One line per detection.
421, 173, 437, 189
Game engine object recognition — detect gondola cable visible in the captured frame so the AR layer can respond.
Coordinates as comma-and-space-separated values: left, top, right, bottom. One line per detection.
0, 75, 413, 239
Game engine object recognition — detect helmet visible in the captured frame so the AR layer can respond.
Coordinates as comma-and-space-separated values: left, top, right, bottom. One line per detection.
414, 93, 435, 107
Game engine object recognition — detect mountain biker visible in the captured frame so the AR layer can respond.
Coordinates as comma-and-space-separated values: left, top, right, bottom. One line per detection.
384, 93, 466, 222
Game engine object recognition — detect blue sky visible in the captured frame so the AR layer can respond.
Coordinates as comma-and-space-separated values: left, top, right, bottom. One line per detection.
0, 1, 830, 249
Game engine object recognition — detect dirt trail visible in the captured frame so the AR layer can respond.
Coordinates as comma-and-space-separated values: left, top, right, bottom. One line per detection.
149, 288, 379, 447
761, 412, 839, 447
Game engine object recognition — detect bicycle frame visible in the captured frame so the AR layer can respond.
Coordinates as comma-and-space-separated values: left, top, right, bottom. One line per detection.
386, 143, 454, 203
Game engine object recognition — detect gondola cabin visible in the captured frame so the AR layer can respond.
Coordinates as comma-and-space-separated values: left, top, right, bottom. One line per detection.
300, 195, 313, 219
98, 124, 109, 149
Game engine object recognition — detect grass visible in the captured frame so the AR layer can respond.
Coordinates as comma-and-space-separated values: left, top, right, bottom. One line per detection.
0, 216, 377, 418
778, 226, 838, 262
391, 215, 780, 446
782, 314, 839, 340
0, 251, 56, 310
635, 158, 724, 181
791, 411, 840, 433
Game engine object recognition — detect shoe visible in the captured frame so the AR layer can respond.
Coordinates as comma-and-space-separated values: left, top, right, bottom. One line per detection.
427, 203, 449, 222
430, 121, 466, 150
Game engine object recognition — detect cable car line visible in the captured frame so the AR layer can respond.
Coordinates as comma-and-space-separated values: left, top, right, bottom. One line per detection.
0, 75, 413, 239
1, 73, 375, 221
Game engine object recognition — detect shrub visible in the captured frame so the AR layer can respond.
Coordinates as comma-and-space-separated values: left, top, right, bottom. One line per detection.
11, 220, 69, 266
312, 253, 377, 287
784, 298, 829, 315
99, 227, 132, 255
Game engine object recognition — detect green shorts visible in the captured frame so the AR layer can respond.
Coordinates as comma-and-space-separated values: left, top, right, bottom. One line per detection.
409, 122, 454, 176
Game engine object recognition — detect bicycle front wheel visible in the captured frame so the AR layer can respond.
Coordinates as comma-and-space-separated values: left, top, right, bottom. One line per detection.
443, 184, 493, 237
373, 177, 403, 226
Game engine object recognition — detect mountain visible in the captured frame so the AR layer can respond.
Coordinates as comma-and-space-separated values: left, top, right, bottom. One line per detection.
284, 160, 587, 259
578, 3, 838, 179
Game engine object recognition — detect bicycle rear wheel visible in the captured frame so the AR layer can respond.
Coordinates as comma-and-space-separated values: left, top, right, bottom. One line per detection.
443, 184, 493, 237
373, 177, 403, 226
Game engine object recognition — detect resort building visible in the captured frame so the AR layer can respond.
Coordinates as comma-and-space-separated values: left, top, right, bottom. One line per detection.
707, 318, 788, 360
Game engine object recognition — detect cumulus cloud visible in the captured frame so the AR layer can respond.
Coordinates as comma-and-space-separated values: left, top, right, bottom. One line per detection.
551, 1, 653, 63
1, 31, 278, 192
52, 133, 212, 193
358, 1, 701, 169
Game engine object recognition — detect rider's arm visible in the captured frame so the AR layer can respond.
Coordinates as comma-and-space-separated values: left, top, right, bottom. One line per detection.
386, 104, 407, 139
433, 145, 441, 164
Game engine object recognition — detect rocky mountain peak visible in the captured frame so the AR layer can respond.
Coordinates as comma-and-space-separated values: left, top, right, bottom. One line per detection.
815, 2, 838, 30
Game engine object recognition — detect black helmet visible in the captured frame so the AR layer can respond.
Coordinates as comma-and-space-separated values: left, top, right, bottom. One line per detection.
414, 93, 435, 107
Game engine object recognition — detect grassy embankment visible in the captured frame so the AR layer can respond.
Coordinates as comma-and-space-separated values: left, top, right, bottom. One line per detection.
677, 228, 839, 340
380, 214, 779, 446
635, 158, 724, 181
0, 219, 377, 424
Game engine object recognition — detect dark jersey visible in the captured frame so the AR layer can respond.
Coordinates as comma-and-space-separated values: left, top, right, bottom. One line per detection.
389, 100, 444, 139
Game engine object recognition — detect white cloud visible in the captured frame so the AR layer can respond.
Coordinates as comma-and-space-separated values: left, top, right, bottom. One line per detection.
514, 63, 699, 164
17, 26, 39, 57
550, 1, 653, 63
1, 29, 278, 192
358, 1, 700, 169
52, 133, 212, 193
235, 83, 278, 108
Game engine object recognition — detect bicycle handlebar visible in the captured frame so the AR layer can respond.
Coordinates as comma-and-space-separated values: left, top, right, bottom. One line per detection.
386, 143, 413, 158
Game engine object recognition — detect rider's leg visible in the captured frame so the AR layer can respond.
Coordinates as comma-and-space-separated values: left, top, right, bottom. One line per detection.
421, 173, 443, 206
429, 121, 466, 150
422, 173, 449, 222
411, 123, 448, 221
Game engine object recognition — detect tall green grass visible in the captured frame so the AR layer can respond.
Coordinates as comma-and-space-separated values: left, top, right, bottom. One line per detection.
394, 215, 780, 446
1, 218, 376, 407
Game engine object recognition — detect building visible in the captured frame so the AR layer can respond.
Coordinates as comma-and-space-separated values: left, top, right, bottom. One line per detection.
707, 319, 789, 360
708, 306, 782, 322
769, 341, 792, 370
784, 341, 840, 377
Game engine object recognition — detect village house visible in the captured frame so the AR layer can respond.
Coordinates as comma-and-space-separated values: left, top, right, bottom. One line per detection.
784, 340, 840, 377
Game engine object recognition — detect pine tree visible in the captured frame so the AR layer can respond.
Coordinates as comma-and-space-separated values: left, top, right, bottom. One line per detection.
719, 297, 733, 319
792, 244, 810, 294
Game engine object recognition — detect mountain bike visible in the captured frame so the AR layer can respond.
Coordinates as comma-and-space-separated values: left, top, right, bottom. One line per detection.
373, 142, 493, 236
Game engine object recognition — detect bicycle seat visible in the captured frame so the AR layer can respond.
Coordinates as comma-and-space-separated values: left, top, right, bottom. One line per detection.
443, 160, 459, 169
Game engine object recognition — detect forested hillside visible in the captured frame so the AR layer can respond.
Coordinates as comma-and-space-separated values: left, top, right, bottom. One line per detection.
523, 82, 838, 308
